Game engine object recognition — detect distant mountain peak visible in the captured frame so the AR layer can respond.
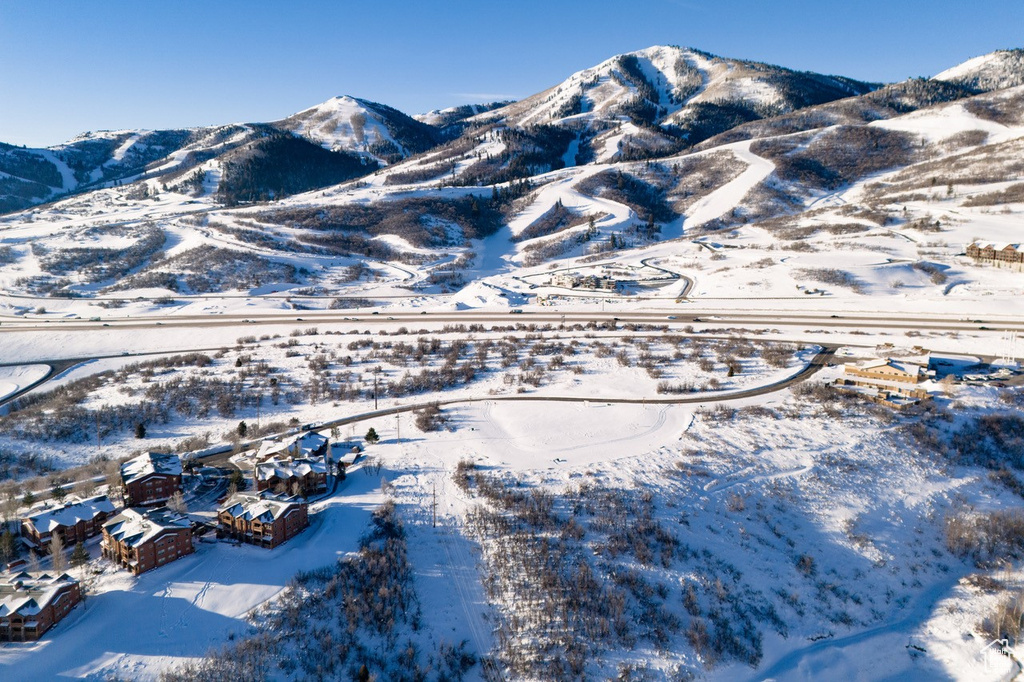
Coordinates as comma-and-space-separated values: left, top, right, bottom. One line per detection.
933, 49, 1024, 91
274, 95, 438, 163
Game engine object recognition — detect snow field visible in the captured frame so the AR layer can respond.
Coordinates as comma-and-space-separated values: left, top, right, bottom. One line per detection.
0, 364, 48, 401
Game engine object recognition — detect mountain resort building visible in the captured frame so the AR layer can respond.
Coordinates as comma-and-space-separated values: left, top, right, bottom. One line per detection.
120, 452, 184, 507
217, 491, 309, 548
101, 508, 194, 575
254, 457, 328, 497
966, 241, 1024, 270
20, 495, 117, 552
0, 572, 82, 642
835, 358, 934, 408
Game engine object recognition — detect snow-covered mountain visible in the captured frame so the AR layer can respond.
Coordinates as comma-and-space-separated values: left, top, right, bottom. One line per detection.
482, 45, 874, 129
462, 45, 876, 163
934, 48, 1024, 91
2, 44, 1024, 298
274, 95, 440, 163
4, 45, 1024, 682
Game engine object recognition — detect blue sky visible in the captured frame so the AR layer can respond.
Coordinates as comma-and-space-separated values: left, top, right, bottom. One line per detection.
1, 0, 1021, 147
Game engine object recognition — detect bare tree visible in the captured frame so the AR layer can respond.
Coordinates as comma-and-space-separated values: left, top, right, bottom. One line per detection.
50, 534, 67, 572
76, 477, 98, 499
103, 459, 125, 504
166, 491, 187, 514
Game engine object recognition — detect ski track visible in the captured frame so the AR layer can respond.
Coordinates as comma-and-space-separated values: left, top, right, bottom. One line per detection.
704, 453, 815, 493
437, 471, 496, 677
752, 576, 963, 682
683, 140, 776, 229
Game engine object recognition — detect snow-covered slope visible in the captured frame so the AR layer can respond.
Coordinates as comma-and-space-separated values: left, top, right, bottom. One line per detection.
478, 45, 873, 130
275, 95, 439, 163
934, 49, 1024, 91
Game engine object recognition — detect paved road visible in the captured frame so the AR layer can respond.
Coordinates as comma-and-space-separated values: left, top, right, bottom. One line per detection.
1, 308, 1021, 334
0, 347, 232, 409
198, 346, 836, 468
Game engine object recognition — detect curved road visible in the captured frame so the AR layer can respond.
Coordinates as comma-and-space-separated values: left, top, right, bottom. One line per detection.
199, 346, 836, 467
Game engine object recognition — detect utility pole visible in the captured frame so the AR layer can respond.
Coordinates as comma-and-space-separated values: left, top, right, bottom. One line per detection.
432, 482, 437, 528
373, 366, 380, 410
96, 413, 101, 449
395, 412, 400, 444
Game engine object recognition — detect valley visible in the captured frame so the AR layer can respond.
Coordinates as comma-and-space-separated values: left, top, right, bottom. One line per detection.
0, 44, 1022, 681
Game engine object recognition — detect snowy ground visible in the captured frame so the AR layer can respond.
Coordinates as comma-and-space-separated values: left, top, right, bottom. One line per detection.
0, 61, 1023, 682
0, 364, 48, 401
0, 465, 382, 680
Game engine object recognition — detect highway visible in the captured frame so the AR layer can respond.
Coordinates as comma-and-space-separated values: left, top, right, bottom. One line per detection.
0, 307, 1022, 334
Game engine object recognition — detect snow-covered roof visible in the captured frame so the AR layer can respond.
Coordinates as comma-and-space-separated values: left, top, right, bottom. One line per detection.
0, 572, 78, 618
255, 440, 292, 460
851, 358, 928, 377
329, 442, 362, 465
256, 432, 329, 462
254, 457, 326, 483
102, 508, 190, 548
219, 491, 305, 524
970, 241, 1021, 251
24, 495, 116, 533
296, 432, 329, 455
120, 452, 182, 484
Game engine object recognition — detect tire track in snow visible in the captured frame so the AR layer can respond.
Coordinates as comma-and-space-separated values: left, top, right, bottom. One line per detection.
703, 460, 814, 494
751, 576, 962, 682
435, 471, 503, 680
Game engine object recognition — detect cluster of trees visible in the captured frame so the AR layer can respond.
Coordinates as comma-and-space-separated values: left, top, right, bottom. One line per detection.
160, 502, 476, 682
261, 195, 503, 250
513, 200, 594, 243
459, 466, 778, 677
217, 130, 377, 205
413, 403, 449, 432
455, 125, 575, 187
795, 267, 864, 293
39, 224, 165, 285
383, 160, 456, 186
945, 508, 1024, 565
753, 126, 916, 191
578, 170, 677, 224
0, 352, 274, 446
110, 245, 303, 294
0, 143, 63, 187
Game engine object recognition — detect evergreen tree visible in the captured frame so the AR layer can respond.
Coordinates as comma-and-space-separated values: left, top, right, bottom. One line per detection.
228, 470, 246, 492
51, 482, 68, 505
22, 490, 35, 507
365, 427, 380, 445
134, 422, 147, 439
237, 421, 248, 438
70, 541, 89, 569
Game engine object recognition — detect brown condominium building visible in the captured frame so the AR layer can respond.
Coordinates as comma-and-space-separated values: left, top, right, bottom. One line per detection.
0, 572, 82, 641
121, 452, 183, 507
254, 432, 330, 462
218, 491, 309, 548
21, 495, 116, 552
101, 508, 194, 575
254, 457, 327, 497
